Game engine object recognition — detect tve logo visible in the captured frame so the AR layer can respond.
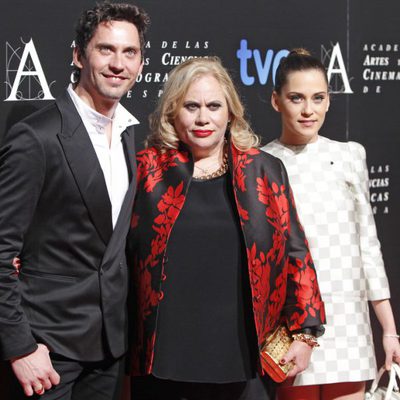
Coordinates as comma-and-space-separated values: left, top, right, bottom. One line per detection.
236, 39, 288, 86
237, 40, 353, 94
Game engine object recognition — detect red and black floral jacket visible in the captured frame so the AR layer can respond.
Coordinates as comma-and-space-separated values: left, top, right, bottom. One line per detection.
128, 142, 326, 376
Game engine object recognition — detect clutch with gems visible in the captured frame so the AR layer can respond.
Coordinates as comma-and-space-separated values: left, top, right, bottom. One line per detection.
260, 325, 294, 382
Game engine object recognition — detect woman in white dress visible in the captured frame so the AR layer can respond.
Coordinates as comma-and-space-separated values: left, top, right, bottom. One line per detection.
262, 48, 400, 400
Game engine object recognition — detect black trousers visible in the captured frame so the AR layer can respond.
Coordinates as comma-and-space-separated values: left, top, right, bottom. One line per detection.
1, 353, 125, 400
131, 374, 275, 400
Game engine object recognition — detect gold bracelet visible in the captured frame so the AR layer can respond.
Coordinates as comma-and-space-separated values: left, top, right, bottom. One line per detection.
292, 333, 320, 348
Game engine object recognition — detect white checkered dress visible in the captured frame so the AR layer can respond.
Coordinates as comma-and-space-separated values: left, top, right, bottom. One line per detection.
262, 136, 390, 385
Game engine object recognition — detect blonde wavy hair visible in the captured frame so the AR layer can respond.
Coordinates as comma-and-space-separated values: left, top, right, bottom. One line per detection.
146, 57, 260, 151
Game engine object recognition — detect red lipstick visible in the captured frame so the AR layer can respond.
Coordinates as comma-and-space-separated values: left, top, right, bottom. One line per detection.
192, 130, 213, 138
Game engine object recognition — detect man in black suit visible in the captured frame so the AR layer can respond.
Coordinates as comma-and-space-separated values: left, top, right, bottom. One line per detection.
0, 3, 150, 399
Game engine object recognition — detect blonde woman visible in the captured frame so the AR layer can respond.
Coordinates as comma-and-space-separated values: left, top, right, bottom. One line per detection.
128, 57, 326, 400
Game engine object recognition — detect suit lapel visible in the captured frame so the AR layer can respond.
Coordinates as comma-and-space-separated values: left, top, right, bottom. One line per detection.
121, 128, 137, 186
101, 127, 137, 265
56, 91, 113, 245
112, 127, 137, 232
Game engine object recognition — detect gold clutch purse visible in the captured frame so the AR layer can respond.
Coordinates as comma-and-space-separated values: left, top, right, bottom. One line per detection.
260, 325, 294, 382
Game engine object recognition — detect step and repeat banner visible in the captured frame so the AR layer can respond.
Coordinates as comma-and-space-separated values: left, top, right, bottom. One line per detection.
1, 0, 399, 368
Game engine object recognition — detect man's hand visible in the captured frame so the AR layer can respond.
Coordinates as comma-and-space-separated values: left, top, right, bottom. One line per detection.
10, 344, 60, 396
280, 340, 313, 378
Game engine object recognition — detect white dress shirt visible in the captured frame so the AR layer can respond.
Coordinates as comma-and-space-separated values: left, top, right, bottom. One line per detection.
67, 85, 139, 228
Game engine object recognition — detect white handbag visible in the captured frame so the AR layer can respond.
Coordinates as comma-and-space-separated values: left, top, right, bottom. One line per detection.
365, 364, 400, 400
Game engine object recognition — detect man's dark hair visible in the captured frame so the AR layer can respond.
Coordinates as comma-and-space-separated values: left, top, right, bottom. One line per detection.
74, 2, 150, 66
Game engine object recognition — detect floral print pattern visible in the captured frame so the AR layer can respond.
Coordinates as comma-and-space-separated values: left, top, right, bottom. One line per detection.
136, 148, 189, 192
128, 142, 325, 375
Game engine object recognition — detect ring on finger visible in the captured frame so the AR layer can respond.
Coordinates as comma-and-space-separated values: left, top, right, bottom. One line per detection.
34, 384, 44, 394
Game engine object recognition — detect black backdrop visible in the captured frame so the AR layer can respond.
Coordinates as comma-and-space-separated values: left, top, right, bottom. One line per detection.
1, 0, 399, 371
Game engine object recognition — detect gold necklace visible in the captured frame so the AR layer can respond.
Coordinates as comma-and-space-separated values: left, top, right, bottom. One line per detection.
194, 164, 212, 175
193, 151, 229, 181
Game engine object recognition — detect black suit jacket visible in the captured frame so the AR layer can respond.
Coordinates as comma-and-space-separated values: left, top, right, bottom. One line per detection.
0, 91, 137, 362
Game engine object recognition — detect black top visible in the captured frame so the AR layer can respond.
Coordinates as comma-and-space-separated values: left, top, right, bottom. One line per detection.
152, 173, 258, 383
